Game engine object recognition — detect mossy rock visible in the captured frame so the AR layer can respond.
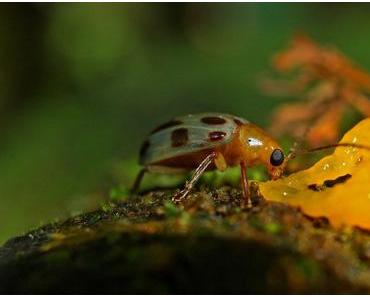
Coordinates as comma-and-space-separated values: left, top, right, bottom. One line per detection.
1, 185, 370, 293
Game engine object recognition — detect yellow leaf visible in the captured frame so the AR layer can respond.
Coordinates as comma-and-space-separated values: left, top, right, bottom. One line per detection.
260, 118, 370, 229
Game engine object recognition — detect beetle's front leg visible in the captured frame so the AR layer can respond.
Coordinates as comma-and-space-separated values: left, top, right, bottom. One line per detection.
172, 152, 218, 203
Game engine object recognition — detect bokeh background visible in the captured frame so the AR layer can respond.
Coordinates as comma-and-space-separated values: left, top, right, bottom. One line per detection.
1, 3, 370, 243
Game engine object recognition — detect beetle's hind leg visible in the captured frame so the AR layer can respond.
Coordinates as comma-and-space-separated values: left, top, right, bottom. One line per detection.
131, 167, 148, 194
172, 152, 217, 203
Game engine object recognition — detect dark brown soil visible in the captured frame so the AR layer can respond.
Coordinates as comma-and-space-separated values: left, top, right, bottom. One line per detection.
1, 184, 370, 294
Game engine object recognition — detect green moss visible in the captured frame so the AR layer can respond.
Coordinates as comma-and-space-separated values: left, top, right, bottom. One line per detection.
248, 216, 263, 230
295, 258, 324, 283
264, 222, 282, 234
234, 207, 242, 214
200, 166, 268, 189
109, 186, 130, 201
101, 201, 116, 213
163, 201, 182, 218
88, 213, 102, 225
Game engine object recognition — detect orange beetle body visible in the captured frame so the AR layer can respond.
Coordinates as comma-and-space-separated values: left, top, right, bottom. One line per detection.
221, 122, 285, 179
133, 113, 286, 204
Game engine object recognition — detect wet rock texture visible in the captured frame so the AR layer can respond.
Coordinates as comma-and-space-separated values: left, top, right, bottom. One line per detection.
1, 185, 370, 294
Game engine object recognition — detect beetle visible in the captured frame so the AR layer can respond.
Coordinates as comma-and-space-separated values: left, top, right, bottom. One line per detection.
132, 112, 370, 205
132, 112, 288, 205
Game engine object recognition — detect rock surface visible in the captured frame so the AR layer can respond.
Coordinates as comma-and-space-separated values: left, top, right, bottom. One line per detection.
1, 185, 370, 294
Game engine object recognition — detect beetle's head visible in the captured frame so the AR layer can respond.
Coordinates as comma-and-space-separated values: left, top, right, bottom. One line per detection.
240, 124, 285, 179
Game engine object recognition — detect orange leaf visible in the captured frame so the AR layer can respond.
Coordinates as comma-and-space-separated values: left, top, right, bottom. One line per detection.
260, 118, 370, 229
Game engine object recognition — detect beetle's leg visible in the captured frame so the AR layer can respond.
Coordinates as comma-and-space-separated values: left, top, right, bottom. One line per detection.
240, 161, 251, 207
131, 167, 148, 193
214, 152, 227, 172
172, 152, 217, 203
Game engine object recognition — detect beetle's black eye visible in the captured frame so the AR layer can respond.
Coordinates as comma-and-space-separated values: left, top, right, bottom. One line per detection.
270, 149, 284, 166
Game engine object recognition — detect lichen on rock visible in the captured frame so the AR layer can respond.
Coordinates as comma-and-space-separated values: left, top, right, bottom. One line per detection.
1, 185, 370, 293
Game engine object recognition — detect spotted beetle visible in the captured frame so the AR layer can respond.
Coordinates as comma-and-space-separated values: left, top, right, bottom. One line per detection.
132, 112, 370, 205
132, 112, 288, 205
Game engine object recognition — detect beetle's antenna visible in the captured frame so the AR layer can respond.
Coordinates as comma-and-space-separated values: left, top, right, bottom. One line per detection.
305, 143, 370, 153
282, 142, 370, 173
283, 142, 299, 163
288, 142, 370, 158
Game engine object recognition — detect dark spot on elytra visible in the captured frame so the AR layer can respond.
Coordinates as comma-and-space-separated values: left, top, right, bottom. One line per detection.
140, 140, 150, 159
307, 173, 352, 192
150, 120, 183, 134
201, 116, 226, 125
209, 131, 227, 141
234, 118, 244, 126
171, 128, 188, 147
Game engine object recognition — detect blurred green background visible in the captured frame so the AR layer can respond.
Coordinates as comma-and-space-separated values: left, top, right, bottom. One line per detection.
1, 3, 370, 243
